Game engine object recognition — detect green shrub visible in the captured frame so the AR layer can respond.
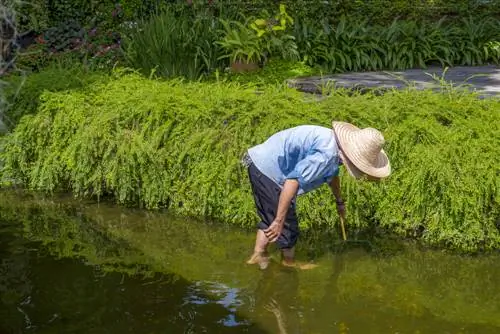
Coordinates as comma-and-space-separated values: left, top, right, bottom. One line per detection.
14, 1, 500, 77
214, 59, 320, 87
191, 0, 500, 27
1, 70, 499, 253
2, 66, 107, 128
15, 0, 500, 36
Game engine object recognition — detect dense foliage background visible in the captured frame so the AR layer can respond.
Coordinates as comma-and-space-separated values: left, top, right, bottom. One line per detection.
10, 0, 500, 77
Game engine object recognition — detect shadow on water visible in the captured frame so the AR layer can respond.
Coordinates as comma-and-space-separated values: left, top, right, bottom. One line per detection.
1, 190, 500, 334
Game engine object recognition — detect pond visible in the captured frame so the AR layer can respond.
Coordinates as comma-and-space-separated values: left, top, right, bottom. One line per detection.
1, 191, 499, 333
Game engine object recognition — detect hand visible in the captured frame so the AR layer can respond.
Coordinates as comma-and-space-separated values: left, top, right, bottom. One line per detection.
264, 220, 284, 243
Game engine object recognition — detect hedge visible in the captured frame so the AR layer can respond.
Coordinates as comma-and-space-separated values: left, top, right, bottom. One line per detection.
15, 0, 500, 34
1, 69, 499, 252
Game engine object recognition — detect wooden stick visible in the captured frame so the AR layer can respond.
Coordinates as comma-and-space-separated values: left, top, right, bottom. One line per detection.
339, 215, 347, 241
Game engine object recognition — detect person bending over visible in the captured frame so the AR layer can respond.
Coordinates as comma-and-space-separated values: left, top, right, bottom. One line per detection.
242, 121, 391, 269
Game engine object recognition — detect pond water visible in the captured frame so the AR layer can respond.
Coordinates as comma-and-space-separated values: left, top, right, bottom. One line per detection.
1, 192, 500, 333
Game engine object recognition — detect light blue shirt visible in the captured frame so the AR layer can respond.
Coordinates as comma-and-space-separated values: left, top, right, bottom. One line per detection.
248, 125, 341, 195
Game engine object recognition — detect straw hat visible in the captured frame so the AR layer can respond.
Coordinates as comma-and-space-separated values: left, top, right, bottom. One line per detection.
332, 121, 391, 179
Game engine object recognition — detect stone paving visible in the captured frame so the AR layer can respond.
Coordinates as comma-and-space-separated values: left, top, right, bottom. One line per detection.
287, 65, 500, 98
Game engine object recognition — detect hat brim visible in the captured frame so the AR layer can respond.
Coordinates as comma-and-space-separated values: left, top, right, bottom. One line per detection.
333, 121, 391, 179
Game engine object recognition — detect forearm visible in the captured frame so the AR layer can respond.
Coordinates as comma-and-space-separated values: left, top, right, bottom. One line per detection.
275, 179, 299, 223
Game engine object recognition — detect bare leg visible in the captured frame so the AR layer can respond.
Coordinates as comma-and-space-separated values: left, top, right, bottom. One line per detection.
281, 247, 295, 266
247, 229, 270, 269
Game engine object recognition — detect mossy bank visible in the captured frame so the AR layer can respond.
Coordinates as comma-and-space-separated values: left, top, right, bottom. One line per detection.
1, 69, 499, 253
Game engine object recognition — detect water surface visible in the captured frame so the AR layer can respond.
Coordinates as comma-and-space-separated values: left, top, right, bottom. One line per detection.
1, 193, 499, 333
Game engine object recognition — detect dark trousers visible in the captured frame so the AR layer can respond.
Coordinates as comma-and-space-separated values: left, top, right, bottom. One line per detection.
247, 162, 300, 249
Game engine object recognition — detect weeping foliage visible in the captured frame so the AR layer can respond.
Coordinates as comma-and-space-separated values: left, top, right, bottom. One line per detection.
1, 70, 499, 252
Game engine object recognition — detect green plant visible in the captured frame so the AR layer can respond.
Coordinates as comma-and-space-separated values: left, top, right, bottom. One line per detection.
43, 19, 84, 52
293, 15, 500, 73
1, 66, 107, 128
216, 18, 266, 64
447, 17, 500, 65
1, 69, 499, 253
14, 41, 50, 71
122, 9, 222, 79
214, 59, 319, 87
250, 4, 299, 62
250, 4, 294, 37
1, 0, 20, 134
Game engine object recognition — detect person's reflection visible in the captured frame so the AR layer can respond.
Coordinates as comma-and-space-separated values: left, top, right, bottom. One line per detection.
254, 263, 301, 334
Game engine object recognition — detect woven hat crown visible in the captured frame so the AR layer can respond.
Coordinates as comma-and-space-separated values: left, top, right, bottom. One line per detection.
332, 121, 391, 179
356, 128, 385, 162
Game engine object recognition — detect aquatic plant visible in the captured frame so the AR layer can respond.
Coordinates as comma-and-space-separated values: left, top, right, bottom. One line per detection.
0, 70, 499, 252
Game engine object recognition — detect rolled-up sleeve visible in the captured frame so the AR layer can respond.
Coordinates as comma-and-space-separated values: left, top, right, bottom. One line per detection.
285, 151, 332, 192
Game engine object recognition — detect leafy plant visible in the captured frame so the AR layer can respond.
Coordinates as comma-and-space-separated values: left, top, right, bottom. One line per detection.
216, 18, 266, 64
1, 69, 499, 253
122, 9, 223, 79
216, 4, 299, 66
43, 19, 84, 52
293, 15, 500, 73
250, 4, 299, 62
1, 0, 21, 134
212, 59, 319, 87
250, 4, 294, 37
2, 66, 107, 128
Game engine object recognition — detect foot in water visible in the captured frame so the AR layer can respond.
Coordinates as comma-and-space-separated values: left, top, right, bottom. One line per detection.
247, 253, 318, 270
247, 252, 270, 270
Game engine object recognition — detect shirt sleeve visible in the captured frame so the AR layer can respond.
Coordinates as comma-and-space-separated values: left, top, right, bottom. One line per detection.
285, 151, 333, 189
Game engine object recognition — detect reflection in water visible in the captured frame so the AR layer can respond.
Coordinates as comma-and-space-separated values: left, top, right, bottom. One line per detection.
1, 191, 500, 333
254, 264, 301, 334
183, 280, 249, 327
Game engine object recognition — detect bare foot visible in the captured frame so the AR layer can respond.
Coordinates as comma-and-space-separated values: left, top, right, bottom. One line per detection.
246, 252, 270, 269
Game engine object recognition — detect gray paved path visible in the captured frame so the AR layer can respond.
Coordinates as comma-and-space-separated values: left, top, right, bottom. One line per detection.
287, 65, 500, 98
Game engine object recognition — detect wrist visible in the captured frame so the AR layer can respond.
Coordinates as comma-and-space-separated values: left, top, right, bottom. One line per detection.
274, 217, 285, 225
